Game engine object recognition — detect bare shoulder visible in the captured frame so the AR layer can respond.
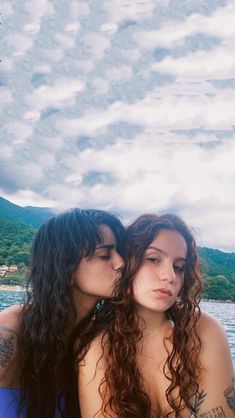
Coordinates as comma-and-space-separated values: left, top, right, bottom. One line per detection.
197, 311, 228, 342
196, 310, 233, 377
0, 305, 24, 385
0, 304, 23, 333
78, 332, 113, 417
193, 314, 234, 417
80, 331, 108, 374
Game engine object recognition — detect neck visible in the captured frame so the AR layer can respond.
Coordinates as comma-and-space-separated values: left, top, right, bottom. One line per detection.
136, 305, 169, 337
72, 288, 99, 322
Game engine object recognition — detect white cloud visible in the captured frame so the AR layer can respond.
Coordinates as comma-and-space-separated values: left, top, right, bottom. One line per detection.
121, 48, 142, 62
134, 2, 235, 49
151, 46, 235, 79
0, 145, 14, 159
76, 60, 95, 72
23, 111, 41, 122
4, 122, 33, 144
43, 48, 64, 62
100, 22, 118, 34
33, 135, 235, 249
0, 58, 14, 72
37, 153, 55, 168
1, 2, 14, 16
54, 32, 76, 49
103, 0, 156, 23
24, 0, 54, 21
91, 78, 110, 95
65, 22, 81, 33
105, 65, 133, 81
23, 23, 41, 35
82, 33, 111, 60
6, 33, 33, 57
69, 1, 90, 18
26, 78, 85, 112
57, 86, 235, 136
33, 64, 51, 74
2, 0, 235, 251
0, 189, 54, 208
0, 88, 13, 105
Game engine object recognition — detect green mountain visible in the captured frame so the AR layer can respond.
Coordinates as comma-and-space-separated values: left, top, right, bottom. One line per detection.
0, 196, 53, 228
0, 197, 235, 299
199, 247, 235, 280
0, 197, 54, 285
0, 217, 36, 266
198, 247, 235, 301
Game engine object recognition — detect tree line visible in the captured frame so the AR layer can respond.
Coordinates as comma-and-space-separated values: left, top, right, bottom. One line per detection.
0, 219, 235, 301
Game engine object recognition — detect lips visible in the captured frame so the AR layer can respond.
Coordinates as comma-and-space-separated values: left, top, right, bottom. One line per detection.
153, 288, 172, 296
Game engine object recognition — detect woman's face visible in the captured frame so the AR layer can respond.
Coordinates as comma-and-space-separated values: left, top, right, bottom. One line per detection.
72, 224, 124, 299
133, 229, 187, 313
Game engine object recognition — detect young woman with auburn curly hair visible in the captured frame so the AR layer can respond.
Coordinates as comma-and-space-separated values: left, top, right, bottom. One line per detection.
78, 214, 234, 418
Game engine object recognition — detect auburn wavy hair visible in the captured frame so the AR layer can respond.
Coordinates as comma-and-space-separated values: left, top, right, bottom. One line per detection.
97, 213, 203, 418
17, 208, 125, 418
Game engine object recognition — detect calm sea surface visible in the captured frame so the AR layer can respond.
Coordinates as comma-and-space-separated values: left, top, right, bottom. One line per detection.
0, 291, 234, 365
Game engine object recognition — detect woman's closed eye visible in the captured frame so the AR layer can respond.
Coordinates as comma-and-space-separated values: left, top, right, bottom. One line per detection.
146, 257, 160, 264
99, 253, 111, 260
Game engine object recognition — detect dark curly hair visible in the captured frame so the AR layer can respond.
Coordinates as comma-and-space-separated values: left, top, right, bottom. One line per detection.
18, 208, 125, 418
97, 213, 203, 418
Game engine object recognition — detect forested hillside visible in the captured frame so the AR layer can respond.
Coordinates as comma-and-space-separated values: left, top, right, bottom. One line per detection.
0, 197, 235, 300
0, 197, 53, 285
0, 197, 53, 228
0, 218, 36, 265
199, 248, 235, 301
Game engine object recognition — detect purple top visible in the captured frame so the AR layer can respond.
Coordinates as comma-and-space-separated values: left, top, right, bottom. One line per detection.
0, 387, 64, 418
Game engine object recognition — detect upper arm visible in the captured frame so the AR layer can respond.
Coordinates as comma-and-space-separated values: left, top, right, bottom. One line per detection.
78, 334, 117, 418
0, 329, 18, 382
195, 312, 234, 418
0, 305, 22, 386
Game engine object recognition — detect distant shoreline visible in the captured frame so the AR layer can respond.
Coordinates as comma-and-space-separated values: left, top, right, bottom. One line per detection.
0, 285, 24, 292
201, 298, 234, 304
0, 286, 234, 303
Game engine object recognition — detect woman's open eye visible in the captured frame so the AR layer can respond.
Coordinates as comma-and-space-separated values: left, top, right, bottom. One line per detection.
174, 265, 185, 274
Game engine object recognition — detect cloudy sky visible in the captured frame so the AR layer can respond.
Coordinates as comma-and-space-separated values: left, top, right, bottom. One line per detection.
1, 0, 235, 251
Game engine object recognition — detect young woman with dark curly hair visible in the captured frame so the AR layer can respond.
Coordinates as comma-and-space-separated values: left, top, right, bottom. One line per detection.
0, 208, 125, 418
78, 213, 234, 418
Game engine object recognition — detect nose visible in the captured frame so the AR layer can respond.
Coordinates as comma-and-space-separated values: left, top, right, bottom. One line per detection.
159, 263, 175, 283
113, 252, 124, 271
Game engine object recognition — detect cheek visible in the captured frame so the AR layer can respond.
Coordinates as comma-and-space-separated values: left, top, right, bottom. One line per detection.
132, 274, 145, 299
176, 278, 184, 294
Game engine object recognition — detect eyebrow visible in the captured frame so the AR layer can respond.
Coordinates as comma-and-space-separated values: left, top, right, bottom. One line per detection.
147, 246, 186, 262
96, 244, 115, 250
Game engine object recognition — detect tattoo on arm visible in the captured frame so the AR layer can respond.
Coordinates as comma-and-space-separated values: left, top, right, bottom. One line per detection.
195, 389, 207, 414
0, 334, 15, 368
224, 377, 235, 414
199, 406, 226, 418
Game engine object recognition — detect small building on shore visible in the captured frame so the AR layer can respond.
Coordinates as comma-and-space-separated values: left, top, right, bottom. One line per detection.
0, 264, 18, 277
0, 265, 9, 277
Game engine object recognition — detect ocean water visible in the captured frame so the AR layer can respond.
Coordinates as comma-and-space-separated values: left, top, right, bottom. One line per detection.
0, 290, 25, 311
0, 291, 234, 365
